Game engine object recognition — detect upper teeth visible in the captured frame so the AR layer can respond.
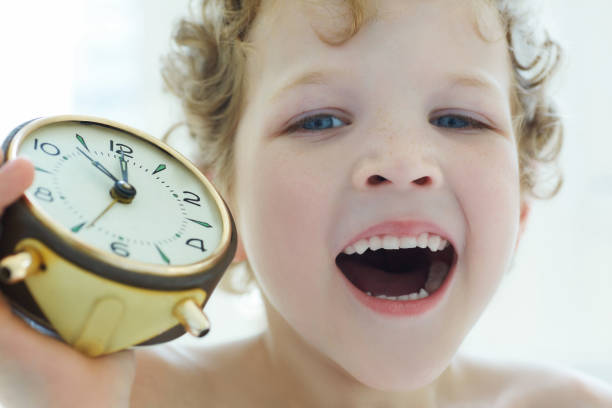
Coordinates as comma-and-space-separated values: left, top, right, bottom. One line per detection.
343, 233, 448, 255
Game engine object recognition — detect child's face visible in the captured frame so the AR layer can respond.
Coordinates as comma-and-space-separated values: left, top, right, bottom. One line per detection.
230, 0, 525, 390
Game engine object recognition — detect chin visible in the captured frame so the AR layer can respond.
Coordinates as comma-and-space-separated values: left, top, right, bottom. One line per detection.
344, 351, 455, 392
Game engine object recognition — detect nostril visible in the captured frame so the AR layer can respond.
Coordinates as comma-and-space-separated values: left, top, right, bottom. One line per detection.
367, 175, 388, 185
367, 175, 432, 186
413, 176, 430, 186
368, 175, 433, 186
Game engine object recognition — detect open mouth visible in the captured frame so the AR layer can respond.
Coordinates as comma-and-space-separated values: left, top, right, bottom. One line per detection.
335, 234, 457, 301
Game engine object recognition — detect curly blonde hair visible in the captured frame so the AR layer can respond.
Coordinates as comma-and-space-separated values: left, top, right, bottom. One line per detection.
163, 0, 564, 291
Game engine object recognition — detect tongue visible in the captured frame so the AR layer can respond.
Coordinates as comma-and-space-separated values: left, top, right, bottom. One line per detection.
337, 256, 428, 297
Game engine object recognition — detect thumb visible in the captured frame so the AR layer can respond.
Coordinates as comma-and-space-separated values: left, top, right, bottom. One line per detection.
0, 157, 35, 212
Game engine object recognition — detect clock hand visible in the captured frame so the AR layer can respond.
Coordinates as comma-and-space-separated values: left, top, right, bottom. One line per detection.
76, 146, 119, 183
87, 197, 118, 228
76, 147, 137, 203
115, 150, 137, 203
118, 150, 129, 183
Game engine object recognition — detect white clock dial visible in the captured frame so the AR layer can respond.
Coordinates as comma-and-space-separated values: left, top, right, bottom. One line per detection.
16, 121, 223, 268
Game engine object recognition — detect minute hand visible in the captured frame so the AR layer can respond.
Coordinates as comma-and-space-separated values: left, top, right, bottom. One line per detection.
76, 147, 119, 183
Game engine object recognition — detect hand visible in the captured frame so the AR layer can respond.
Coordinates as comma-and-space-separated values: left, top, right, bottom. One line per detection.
0, 293, 135, 408
76, 146, 119, 183
0, 154, 135, 407
0, 154, 34, 216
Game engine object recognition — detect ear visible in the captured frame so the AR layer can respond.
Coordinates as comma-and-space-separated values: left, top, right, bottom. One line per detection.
515, 200, 531, 251
204, 169, 247, 265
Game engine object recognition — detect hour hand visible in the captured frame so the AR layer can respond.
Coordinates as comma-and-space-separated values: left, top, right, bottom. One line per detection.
119, 150, 129, 183
76, 147, 118, 183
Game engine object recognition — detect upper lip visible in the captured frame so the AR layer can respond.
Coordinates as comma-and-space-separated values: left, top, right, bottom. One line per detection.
336, 219, 456, 255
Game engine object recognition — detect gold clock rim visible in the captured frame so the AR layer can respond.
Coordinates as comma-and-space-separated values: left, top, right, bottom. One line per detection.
5, 114, 233, 277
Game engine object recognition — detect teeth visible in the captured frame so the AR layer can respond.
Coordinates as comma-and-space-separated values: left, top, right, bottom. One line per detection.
428, 235, 441, 251
343, 233, 449, 255
365, 288, 430, 301
344, 245, 356, 255
416, 233, 429, 248
382, 235, 400, 250
354, 240, 369, 255
400, 236, 417, 249
369, 236, 382, 251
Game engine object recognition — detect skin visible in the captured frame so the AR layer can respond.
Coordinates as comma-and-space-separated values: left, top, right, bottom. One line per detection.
0, 156, 135, 408
0, 156, 34, 214
235, 0, 521, 402
2, 0, 612, 406
136, 0, 612, 406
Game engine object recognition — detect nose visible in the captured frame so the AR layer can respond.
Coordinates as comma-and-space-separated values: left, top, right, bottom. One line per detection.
351, 133, 444, 192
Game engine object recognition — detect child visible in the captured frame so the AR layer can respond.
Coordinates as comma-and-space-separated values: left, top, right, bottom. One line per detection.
1, 0, 612, 406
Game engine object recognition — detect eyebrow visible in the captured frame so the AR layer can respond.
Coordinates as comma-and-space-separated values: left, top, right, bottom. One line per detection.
443, 71, 506, 99
269, 68, 506, 102
269, 69, 346, 103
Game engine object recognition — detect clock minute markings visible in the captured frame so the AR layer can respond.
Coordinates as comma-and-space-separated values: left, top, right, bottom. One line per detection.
75, 133, 89, 152
71, 222, 86, 233
155, 244, 171, 265
187, 218, 212, 228
152, 164, 166, 175
34, 167, 52, 174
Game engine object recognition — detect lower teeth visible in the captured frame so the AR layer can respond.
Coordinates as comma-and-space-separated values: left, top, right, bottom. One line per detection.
366, 288, 429, 301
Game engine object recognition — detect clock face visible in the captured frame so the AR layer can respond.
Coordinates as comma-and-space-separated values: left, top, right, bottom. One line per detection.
14, 120, 224, 269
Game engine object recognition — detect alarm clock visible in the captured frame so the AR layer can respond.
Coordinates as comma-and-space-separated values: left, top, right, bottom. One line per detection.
0, 115, 237, 357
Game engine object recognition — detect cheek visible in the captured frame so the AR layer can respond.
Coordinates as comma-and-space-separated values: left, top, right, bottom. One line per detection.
451, 140, 521, 297
234, 143, 334, 306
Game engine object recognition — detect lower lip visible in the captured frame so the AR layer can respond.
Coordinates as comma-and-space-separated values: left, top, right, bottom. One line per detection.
340, 261, 456, 317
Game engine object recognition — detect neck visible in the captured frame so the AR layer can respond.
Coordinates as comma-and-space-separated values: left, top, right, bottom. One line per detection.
260, 296, 456, 408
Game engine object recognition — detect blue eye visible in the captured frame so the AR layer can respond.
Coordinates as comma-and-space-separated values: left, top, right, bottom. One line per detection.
286, 114, 347, 134
431, 114, 489, 130
285, 112, 489, 135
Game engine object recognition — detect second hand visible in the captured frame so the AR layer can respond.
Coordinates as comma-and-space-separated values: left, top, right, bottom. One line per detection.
87, 198, 119, 228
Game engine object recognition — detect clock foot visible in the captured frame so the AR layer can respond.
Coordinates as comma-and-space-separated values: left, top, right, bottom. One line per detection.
0, 248, 42, 284
173, 298, 210, 337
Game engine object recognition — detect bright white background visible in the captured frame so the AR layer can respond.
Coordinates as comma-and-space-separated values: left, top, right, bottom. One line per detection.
0, 0, 610, 388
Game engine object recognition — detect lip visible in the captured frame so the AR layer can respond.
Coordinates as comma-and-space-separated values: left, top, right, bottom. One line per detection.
338, 220, 456, 254
339, 251, 458, 317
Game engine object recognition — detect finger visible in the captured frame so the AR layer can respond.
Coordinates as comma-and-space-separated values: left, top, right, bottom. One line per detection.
0, 290, 86, 364
0, 291, 47, 337
0, 290, 56, 354
0, 158, 35, 210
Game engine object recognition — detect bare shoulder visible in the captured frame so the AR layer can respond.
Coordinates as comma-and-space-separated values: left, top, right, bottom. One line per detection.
449, 354, 612, 408
131, 333, 278, 408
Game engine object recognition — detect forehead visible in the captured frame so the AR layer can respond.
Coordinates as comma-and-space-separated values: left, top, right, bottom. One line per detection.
244, 0, 510, 107
248, 0, 501, 44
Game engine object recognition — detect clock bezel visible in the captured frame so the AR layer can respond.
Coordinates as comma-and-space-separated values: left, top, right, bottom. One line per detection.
3, 115, 235, 280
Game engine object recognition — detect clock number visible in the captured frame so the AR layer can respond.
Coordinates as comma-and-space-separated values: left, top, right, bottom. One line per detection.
109, 140, 134, 159
34, 187, 53, 202
186, 238, 206, 252
34, 139, 60, 156
183, 191, 201, 207
110, 242, 130, 257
